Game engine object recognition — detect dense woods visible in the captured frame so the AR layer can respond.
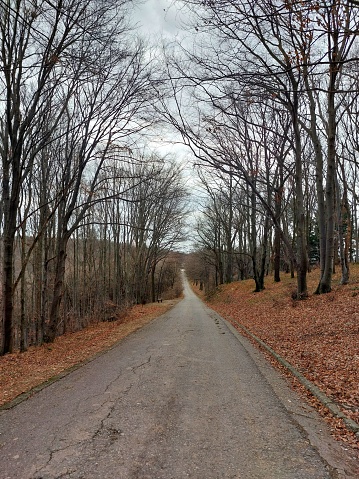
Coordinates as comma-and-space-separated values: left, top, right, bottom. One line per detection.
2, 0, 359, 355
0, 0, 187, 354
166, 0, 359, 297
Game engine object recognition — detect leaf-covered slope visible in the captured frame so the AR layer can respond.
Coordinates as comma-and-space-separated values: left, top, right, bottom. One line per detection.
201, 267, 359, 451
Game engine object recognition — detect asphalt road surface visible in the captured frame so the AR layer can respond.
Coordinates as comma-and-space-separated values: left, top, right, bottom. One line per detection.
0, 273, 358, 479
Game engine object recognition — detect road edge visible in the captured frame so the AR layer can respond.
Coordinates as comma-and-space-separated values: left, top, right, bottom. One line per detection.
0, 298, 182, 412
207, 309, 359, 478
226, 317, 359, 438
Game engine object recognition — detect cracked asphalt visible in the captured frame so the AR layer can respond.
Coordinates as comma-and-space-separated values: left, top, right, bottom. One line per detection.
0, 273, 358, 479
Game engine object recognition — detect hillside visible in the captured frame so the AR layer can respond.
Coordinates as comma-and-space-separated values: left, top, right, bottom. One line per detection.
196, 265, 359, 453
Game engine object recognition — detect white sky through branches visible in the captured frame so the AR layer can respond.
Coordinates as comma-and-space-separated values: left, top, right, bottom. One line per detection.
133, 0, 180, 39
133, 1, 200, 249
133, 0, 196, 172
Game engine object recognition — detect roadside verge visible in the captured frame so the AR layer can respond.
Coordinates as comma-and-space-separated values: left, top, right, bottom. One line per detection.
0, 298, 181, 410
227, 316, 359, 439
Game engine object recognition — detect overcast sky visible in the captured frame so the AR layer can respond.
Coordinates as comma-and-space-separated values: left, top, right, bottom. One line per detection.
132, 0, 200, 248
133, 0, 183, 40
131, 1, 192, 157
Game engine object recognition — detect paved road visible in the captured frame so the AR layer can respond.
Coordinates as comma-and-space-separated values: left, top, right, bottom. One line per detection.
0, 274, 357, 479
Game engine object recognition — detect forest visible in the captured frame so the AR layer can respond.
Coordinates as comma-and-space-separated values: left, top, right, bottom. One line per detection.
2, 0, 359, 355
167, 1, 359, 299
0, 0, 187, 354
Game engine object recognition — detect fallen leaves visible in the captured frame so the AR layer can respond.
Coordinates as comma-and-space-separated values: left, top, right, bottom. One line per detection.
199, 265, 359, 452
0, 300, 177, 408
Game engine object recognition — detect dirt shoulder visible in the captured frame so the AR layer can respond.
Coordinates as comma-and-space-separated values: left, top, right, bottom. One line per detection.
0, 299, 179, 409
196, 266, 359, 453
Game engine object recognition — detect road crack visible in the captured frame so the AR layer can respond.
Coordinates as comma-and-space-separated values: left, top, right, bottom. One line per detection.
131, 356, 151, 374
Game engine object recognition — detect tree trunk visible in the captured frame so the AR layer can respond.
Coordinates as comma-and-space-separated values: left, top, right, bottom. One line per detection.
316, 79, 337, 294
303, 73, 327, 282
151, 262, 156, 303
2, 226, 16, 354
20, 223, 28, 352
250, 185, 265, 292
273, 186, 283, 282
354, 194, 359, 262
225, 171, 234, 283
258, 215, 270, 291
44, 237, 68, 343
1, 176, 19, 354
336, 169, 351, 285
225, 243, 233, 284
292, 92, 308, 299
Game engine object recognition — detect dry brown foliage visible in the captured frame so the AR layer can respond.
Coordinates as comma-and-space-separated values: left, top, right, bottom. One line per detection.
0, 300, 177, 408
198, 265, 359, 453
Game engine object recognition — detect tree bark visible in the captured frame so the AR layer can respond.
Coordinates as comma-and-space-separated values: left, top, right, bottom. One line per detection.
316, 74, 337, 294
44, 237, 68, 343
273, 186, 283, 283
292, 89, 308, 299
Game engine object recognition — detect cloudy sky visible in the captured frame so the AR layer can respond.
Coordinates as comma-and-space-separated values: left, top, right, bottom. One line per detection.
131, 1, 193, 158
133, 0, 183, 40
133, 0, 201, 248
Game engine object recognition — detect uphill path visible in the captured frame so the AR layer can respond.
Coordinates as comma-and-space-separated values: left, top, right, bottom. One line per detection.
0, 273, 357, 478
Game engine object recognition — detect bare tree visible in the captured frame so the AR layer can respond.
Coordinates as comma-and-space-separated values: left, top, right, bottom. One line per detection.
0, 0, 156, 352
123, 157, 187, 304
165, 0, 359, 297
